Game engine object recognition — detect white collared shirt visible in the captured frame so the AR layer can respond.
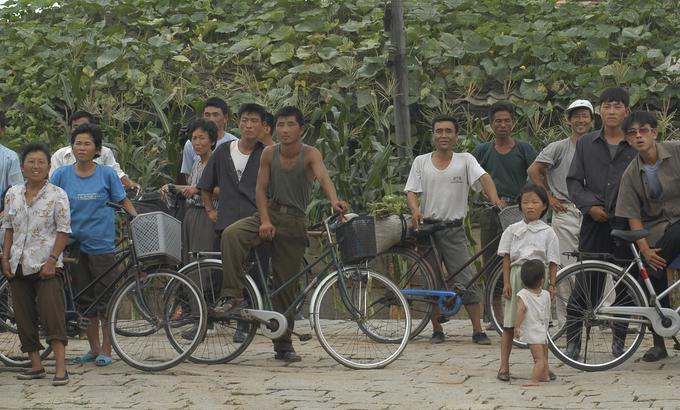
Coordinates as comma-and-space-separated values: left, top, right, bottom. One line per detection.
497, 219, 560, 266
2, 182, 72, 274
49, 146, 126, 179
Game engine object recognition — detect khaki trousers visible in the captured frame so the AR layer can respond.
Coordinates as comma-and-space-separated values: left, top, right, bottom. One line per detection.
221, 205, 307, 352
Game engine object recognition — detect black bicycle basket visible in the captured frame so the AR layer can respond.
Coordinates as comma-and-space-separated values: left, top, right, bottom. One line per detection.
335, 215, 377, 264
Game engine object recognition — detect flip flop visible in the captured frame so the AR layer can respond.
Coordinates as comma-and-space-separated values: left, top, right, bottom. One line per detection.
95, 355, 113, 367
73, 352, 97, 364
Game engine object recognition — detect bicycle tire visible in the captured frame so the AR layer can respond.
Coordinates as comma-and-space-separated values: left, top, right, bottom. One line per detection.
547, 261, 647, 372
108, 270, 207, 371
0, 280, 52, 367
175, 260, 262, 364
484, 262, 529, 348
365, 246, 436, 339
311, 268, 411, 369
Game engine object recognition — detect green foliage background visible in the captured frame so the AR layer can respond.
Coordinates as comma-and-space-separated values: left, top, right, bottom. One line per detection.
2, 0, 680, 213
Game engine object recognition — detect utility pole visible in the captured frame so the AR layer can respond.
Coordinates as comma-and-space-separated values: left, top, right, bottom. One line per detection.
389, 0, 411, 146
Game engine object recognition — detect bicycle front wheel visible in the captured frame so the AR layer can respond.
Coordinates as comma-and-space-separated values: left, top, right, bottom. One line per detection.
548, 261, 647, 371
109, 270, 207, 371
311, 267, 410, 369
0, 279, 52, 367
365, 246, 436, 339
177, 260, 261, 364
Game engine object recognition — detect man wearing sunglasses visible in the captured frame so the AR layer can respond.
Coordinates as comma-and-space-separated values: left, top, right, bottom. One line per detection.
616, 111, 680, 362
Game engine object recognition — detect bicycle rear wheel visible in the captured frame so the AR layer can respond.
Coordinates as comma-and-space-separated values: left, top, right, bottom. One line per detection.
109, 270, 206, 371
311, 267, 411, 369
0, 280, 52, 367
176, 260, 261, 364
548, 261, 647, 371
365, 247, 436, 339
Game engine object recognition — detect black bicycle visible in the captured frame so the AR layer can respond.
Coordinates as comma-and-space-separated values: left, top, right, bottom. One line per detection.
0, 203, 207, 371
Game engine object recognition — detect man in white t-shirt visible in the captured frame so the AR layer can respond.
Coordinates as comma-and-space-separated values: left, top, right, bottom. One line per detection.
181, 97, 238, 178
405, 114, 504, 345
49, 111, 139, 191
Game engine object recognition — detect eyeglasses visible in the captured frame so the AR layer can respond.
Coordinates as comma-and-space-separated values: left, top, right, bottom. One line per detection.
625, 127, 654, 138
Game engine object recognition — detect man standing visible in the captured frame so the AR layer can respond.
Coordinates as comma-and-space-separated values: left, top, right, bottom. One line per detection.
528, 100, 594, 326
406, 115, 503, 344
616, 111, 680, 362
565, 87, 636, 360
0, 111, 23, 208
49, 111, 139, 191
219, 106, 346, 362
181, 97, 237, 178
472, 102, 537, 266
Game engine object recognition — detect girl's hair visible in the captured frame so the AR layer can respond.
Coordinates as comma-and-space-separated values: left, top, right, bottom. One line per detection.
517, 184, 550, 218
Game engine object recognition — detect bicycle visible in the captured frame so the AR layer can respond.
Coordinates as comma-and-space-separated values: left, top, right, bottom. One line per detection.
364, 204, 525, 344
547, 228, 680, 371
0, 202, 207, 371
177, 213, 412, 369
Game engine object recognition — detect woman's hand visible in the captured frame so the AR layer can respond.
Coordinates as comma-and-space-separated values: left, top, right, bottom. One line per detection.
39, 259, 57, 279
514, 327, 521, 339
181, 185, 199, 198
1, 258, 13, 279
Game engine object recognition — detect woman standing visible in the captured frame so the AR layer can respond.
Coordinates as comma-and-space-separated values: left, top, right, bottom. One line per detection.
51, 124, 136, 367
2, 143, 71, 385
162, 118, 218, 263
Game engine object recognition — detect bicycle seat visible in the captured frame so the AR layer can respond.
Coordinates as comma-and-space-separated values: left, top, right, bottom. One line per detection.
611, 229, 648, 243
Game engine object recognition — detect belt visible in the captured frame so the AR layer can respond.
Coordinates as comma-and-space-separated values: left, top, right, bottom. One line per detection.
269, 201, 305, 217
423, 218, 463, 227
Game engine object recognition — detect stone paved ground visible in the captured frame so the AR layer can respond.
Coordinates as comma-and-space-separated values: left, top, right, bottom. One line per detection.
2, 320, 679, 409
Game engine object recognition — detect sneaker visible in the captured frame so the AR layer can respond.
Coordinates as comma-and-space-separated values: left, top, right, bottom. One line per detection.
430, 331, 445, 344
52, 371, 70, 386
233, 329, 247, 343
274, 351, 302, 362
17, 368, 46, 380
472, 332, 491, 345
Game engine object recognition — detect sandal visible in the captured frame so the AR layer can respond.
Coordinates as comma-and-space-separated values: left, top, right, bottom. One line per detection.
642, 346, 668, 362
548, 370, 556, 381
496, 370, 510, 382
17, 368, 46, 380
95, 355, 113, 367
73, 352, 97, 364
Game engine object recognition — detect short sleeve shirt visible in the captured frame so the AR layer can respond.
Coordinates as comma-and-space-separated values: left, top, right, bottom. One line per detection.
404, 152, 486, 221
0, 144, 23, 200
181, 132, 237, 175
49, 146, 126, 179
50, 164, 126, 254
615, 141, 680, 246
497, 219, 560, 266
472, 140, 537, 199
2, 182, 71, 274
534, 138, 575, 201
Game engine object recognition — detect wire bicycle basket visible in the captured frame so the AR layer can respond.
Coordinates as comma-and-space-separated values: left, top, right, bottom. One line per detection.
498, 205, 523, 230
130, 211, 182, 265
335, 215, 377, 264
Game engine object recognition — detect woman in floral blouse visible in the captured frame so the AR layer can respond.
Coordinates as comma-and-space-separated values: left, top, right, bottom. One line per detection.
2, 143, 71, 386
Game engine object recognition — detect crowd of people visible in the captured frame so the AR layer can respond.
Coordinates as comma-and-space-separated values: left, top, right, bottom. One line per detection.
1, 85, 679, 387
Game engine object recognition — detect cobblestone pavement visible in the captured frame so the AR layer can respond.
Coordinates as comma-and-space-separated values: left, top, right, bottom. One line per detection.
2, 320, 679, 409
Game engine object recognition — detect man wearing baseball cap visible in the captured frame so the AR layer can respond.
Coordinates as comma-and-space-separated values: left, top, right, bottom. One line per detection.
528, 99, 594, 327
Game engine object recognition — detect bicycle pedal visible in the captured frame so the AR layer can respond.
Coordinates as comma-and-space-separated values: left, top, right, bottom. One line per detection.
78, 317, 90, 328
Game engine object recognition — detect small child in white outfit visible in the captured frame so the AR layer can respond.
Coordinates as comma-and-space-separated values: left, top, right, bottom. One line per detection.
515, 259, 552, 386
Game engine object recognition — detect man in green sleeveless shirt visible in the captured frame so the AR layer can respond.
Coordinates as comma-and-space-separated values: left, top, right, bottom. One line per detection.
220, 106, 347, 362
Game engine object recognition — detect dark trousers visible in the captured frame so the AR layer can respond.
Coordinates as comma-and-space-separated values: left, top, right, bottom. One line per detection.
566, 215, 632, 344
646, 221, 680, 309
10, 265, 68, 352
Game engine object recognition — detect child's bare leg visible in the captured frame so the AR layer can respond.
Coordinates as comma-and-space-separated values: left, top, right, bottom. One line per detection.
523, 344, 546, 387
541, 344, 551, 382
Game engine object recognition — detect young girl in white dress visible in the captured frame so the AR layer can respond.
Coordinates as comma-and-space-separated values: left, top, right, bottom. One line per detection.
514, 259, 552, 386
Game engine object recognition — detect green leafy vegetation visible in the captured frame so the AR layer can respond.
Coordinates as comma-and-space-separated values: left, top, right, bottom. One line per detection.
1, 0, 679, 213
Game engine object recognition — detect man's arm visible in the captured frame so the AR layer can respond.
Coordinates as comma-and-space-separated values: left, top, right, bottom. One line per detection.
256, 147, 275, 240
180, 140, 195, 177
406, 191, 422, 230
629, 217, 666, 271
308, 148, 346, 214
479, 174, 504, 208
528, 161, 566, 213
